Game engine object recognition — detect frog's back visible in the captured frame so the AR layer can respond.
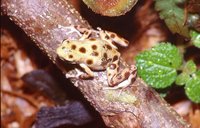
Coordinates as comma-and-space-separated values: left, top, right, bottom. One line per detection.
68, 39, 119, 69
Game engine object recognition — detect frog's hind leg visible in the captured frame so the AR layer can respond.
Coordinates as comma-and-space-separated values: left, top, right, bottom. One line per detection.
106, 58, 122, 86
106, 60, 137, 89
104, 67, 137, 90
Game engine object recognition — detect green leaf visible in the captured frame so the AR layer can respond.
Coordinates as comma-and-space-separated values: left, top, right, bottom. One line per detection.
190, 30, 200, 48
185, 75, 200, 103
155, 0, 189, 37
176, 60, 197, 86
175, 72, 190, 86
196, 70, 200, 77
183, 60, 197, 74
136, 43, 182, 88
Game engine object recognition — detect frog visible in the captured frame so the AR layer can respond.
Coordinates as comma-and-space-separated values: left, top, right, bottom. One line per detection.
56, 26, 137, 89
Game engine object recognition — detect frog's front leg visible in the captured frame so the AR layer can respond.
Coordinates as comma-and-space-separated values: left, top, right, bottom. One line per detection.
65, 68, 85, 79
99, 29, 118, 49
98, 28, 129, 49
79, 30, 92, 40
65, 64, 94, 79
79, 63, 94, 78
74, 26, 94, 41
104, 30, 129, 47
66, 63, 94, 79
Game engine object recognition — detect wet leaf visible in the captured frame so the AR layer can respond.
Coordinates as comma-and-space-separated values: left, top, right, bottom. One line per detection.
136, 43, 182, 88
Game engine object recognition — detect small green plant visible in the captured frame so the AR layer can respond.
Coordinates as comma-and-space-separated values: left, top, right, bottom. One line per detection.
155, 0, 199, 38
136, 0, 200, 103
155, 0, 189, 37
136, 43, 200, 103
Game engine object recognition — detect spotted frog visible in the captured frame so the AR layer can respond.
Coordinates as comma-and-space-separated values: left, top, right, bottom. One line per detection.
56, 26, 137, 89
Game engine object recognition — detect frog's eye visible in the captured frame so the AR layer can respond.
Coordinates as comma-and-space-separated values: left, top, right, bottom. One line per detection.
62, 39, 71, 44
60, 46, 70, 53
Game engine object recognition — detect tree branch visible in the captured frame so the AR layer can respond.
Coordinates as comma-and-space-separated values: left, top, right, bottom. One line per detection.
1, 0, 190, 127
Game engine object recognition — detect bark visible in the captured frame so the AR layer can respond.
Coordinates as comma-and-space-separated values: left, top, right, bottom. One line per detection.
1, 0, 190, 127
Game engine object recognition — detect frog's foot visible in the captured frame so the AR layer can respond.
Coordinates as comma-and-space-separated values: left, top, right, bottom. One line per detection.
103, 72, 136, 90
74, 25, 89, 34
59, 25, 82, 37
65, 68, 84, 78
75, 25, 97, 39
79, 29, 92, 40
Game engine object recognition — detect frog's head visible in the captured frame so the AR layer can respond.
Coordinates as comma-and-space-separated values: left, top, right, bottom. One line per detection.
56, 40, 77, 62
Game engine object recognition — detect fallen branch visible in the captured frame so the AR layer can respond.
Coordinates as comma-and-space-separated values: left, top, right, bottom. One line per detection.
1, 0, 190, 127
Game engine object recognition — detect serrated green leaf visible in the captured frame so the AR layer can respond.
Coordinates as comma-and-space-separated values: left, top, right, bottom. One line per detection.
155, 0, 189, 37
183, 60, 197, 74
175, 73, 190, 86
136, 43, 182, 88
190, 30, 200, 48
185, 76, 200, 103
